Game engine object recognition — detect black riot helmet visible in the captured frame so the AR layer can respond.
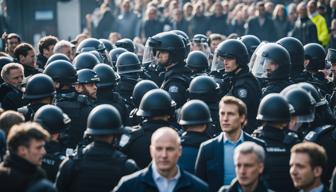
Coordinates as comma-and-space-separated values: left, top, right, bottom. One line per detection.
281, 86, 315, 123
188, 76, 220, 103
137, 89, 176, 117
132, 80, 159, 107
171, 30, 191, 57
211, 39, 249, 71
297, 82, 327, 107
76, 38, 106, 54
75, 69, 100, 84
34, 105, 71, 134
89, 50, 105, 63
304, 43, 326, 71
73, 52, 100, 70
115, 38, 135, 53
277, 37, 304, 73
186, 51, 209, 72
93, 64, 119, 88
143, 32, 186, 64
116, 52, 142, 75
192, 34, 208, 44
85, 104, 127, 136
179, 99, 212, 126
240, 35, 261, 57
251, 43, 290, 80
23, 74, 56, 100
109, 47, 128, 67
99, 39, 115, 52
46, 53, 70, 66
257, 93, 293, 123
44, 60, 77, 84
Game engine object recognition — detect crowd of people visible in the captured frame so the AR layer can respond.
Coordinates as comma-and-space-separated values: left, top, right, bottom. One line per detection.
0, 0, 336, 192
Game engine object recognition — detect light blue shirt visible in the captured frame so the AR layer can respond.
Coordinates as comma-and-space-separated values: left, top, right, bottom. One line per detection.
223, 131, 244, 185
152, 163, 181, 192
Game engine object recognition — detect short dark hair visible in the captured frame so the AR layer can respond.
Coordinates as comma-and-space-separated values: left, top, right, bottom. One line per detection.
220, 96, 247, 117
13, 43, 34, 61
38, 35, 58, 54
0, 110, 25, 136
7, 122, 49, 153
291, 142, 327, 170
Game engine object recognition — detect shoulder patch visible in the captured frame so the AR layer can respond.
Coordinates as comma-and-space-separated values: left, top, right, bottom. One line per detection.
168, 85, 179, 93
237, 88, 248, 98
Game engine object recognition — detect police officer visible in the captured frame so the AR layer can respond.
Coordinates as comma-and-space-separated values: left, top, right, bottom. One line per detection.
18, 74, 55, 121
45, 60, 94, 149
93, 63, 129, 125
121, 89, 179, 168
115, 38, 136, 53
251, 43, 291, 97
76, 38, 110, 64
109, 47, 127, 70
240, 35, 261, 58
128, 80, 158, 126
34, 105, 70, 182
186, 51, 209, 78
253, 93, 298, 192
304, 43, 333, 96
178, 100, 212, 174
144, 31, 192, 108
277, 37, 313, 83
74, 69, 99, 103
55, 104, 138, 192
73, 52, 100, 70
115, 52, 144, 109
191, 34, 211, 58
211, 39, 261, 133
188, 76, 221, 136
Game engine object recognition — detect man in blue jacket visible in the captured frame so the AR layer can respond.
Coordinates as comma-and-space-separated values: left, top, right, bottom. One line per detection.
195, 96, 265, 192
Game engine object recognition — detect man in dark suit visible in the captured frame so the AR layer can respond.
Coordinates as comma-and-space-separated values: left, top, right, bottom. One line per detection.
195, 96, 265, 192
246, 2, 277, 42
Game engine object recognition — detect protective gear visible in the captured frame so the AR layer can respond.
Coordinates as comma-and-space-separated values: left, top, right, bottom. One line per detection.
192, 34, 208, 44
93, 63, 119, 88
109, 48, 128, 67
192, 34, 210, 56
89, 50, 105, 63
137, 89, 176, 117
99, 39, 115, 52
211, 39, 249, 71
116, 52, 142, 75
0, 56, 13, 69
171, 30, 191, 57
44, 60, 77, 84
281, 86, 315, 123
46, 53, 70, 66
34, 105, 71, 134
143, 32, 186, 64
76, 38, 110, 64
188, 76, 220, 103
257, 93, 292, 122
115, 38, 135, 53
179, 100, 212, 126
297, 82, 327, 107
277, 37, 304, 72
132, 80, 158, 107
85, 104, 126, 136
251, 43, 290, 80
304, 43, 326, 71
75, 69, 100, 84
73, 52, 100, 70
240, 35, 261, 57
23, 74, 56, 100
186, 51, 209, 72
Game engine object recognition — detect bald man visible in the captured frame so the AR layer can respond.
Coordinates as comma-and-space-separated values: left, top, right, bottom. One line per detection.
113, 127, 208, 192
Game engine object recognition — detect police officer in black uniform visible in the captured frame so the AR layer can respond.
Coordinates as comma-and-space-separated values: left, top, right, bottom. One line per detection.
253, 93, 298, 192
18, 74, 55, 121
121, 89, 179, 168
240, 35, 261, 58
188, 75, 221, 136
178, 100, 212, 174
76, 38, 111, 65
186, 51, 209, 78
144, 31, 192, 109
74, 69, 99, 104
115, 52, 144, 109
55, 104, 138, 192
128, 79, 158, 126
93, 63, 129, 125
304, 43, 333, 96
34, 105, 70, 182
73, 52, 100, 70
44, 60, 94, 149
211, 39, 261, 133
251, 42, 291, 97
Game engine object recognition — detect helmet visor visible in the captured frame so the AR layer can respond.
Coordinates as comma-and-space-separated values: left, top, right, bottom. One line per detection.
211, 52, 225, 71
142, 40, 156, 65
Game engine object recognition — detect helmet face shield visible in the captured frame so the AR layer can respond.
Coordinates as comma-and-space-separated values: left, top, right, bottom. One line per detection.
211, 52, 224, 71
142, 40, 156, 65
